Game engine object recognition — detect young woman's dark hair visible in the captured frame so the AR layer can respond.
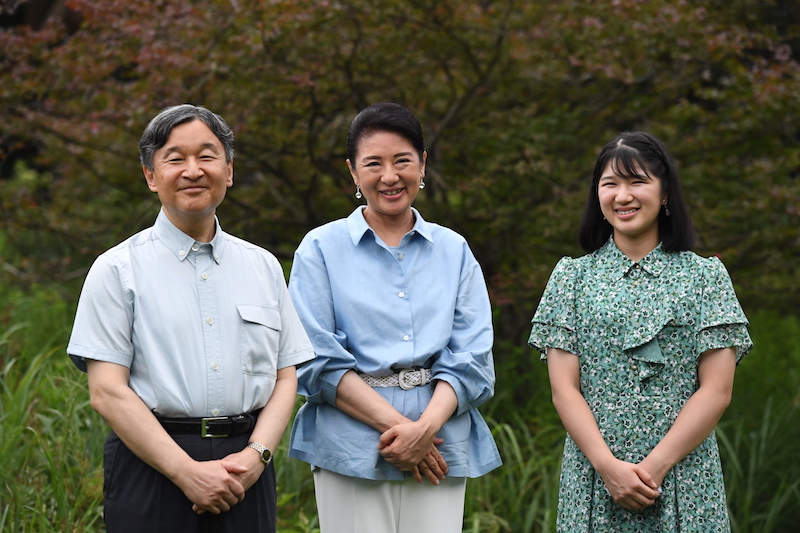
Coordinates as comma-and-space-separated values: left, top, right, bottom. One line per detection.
578, 131, 695, 253
346, 102, 425, 162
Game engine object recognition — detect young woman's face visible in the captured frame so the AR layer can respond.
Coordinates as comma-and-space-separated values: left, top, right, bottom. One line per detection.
347, 131, 426, 223
598, 161, 665, 248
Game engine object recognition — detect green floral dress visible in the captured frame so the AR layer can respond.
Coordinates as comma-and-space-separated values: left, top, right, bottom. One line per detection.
528, 239, 752, 533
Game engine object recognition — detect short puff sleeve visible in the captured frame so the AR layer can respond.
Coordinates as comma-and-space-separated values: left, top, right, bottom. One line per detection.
528, 257, 580, 359
697, 257, 753, 363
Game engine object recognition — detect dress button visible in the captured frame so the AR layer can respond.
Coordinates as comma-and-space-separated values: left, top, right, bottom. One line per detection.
633, 281, 639, 286
631, 365, 638, 371
201, 273, 208, 280
403, 335, 410, 341
398, 292, 405, 298
206, 317, 215, 325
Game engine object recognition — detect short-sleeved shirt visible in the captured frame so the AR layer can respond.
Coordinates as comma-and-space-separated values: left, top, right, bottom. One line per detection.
67, 210, 315, 418
288, 207, 501, 480
528, 238, 752, 532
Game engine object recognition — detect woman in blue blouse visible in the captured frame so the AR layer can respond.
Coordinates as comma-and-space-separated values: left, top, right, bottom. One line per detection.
288, 102, 501, 532
529, 131, 752, 532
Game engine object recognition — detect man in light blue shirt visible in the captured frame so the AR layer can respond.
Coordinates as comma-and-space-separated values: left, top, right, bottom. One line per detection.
67, 104, 314, 533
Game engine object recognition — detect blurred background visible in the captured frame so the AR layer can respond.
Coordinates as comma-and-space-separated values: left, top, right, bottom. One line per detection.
0, 1, 798, 531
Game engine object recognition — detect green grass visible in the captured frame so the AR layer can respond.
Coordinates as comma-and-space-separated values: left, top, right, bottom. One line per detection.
0, 288, 797, 532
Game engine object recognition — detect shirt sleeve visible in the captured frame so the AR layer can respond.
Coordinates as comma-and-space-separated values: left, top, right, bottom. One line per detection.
66, 253, 134, 372
430, 242, 495, 417
528, 256, 580, 359
289, 237, 356, 406
272, 260, 317, 370
697, 256, 753, 363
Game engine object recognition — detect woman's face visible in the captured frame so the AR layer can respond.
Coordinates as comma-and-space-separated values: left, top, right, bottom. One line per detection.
347, 130, 426, 223
598, 160, 665, 248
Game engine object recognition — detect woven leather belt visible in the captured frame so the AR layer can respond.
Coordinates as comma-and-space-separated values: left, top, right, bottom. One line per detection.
157, 409, 261, 438
358, 368, 432, 390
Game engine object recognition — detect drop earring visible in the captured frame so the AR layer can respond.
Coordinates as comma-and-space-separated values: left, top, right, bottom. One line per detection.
419, 178, 425, 190
663, 202, 670, 216
355, 185, 362, 200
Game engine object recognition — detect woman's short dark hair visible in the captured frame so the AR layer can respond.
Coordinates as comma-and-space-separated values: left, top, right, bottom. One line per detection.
578, 131, 695, 253
346, 103, 425, 162
139, 104, 234, 170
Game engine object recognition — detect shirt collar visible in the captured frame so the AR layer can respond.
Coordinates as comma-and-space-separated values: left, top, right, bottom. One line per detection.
346, 206, 434, 246
595, 237, 669, 280
153, 209, 226, 264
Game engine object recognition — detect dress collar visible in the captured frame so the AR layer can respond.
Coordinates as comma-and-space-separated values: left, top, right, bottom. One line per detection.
594, 237, 670, 280
346, 206, 434, 246
153, 209, 225, 264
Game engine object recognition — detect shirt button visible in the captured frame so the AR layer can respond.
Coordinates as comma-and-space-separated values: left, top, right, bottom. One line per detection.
212, 362, 220, 371
212, 409, 220, 416
397, 253, 405, 260
179, 250, 186, 256
403, 335, 410, 341
214, 254, 219, 261
206, 317, 215, 325
191, 244, 199, 252
201, 273, 208, 280
398, 292, 405, 298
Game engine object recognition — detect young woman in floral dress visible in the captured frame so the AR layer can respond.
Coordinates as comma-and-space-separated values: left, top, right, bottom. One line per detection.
528, 131, 752, 532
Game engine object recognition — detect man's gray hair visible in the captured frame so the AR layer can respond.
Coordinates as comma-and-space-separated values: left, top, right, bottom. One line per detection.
139, 104, 234, 170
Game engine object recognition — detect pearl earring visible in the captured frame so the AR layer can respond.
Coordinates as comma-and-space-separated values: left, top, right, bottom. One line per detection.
355, 185, 362, 199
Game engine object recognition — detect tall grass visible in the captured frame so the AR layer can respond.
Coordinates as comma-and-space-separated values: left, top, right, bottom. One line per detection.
0, 289, 797, 532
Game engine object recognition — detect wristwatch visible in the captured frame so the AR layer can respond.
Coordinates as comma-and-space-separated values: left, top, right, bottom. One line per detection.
245, 441, 273, 465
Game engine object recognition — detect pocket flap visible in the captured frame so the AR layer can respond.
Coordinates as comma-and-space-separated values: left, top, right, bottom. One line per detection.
237, 305, 281, 331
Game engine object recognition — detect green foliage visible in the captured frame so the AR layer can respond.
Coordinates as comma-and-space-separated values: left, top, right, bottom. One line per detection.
1, 291, 796, 532
1, 0, 799, 343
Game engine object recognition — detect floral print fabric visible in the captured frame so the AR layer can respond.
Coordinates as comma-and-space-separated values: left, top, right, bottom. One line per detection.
528, 239, 752, 532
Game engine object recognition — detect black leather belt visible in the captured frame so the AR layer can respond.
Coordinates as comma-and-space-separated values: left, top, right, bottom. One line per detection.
157, 409, 261, 438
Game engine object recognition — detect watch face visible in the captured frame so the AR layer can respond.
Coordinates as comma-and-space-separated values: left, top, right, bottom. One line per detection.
261, 449, 272, 465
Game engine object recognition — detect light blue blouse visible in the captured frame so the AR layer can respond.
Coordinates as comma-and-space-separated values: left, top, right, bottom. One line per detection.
288, 207, 501, 480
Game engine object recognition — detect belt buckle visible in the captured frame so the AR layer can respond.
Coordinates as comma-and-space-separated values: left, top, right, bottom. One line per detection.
201, 417, 229, 438
398, 369, 415, 390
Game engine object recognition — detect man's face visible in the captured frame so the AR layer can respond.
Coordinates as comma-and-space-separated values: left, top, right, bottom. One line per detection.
143, 119, 233, 230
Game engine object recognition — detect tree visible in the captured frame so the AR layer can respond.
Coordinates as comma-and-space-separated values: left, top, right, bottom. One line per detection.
1, 0, 798, 342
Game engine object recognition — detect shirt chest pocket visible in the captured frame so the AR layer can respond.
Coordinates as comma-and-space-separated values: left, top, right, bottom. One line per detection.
237, 304, 281, 376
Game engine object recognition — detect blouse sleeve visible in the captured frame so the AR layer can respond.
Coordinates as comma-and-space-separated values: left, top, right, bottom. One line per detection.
697, 256, 753, 363
528, 257, 580, 360
289, 237, 355, 406
429, 242, 495, 417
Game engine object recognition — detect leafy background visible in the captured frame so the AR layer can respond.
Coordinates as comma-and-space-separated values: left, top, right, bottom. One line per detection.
0, 1, 798, 531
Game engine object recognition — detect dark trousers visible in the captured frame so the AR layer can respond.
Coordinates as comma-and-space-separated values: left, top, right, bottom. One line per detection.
102, 431, 277, 533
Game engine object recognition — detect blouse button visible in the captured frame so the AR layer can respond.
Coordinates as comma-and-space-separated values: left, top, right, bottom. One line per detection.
631, 365, 638, 371
633, 281, 639, 286
403, 335, 410, 341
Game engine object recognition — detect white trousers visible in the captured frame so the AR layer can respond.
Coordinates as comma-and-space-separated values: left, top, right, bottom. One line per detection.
313, 469, 467, 533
